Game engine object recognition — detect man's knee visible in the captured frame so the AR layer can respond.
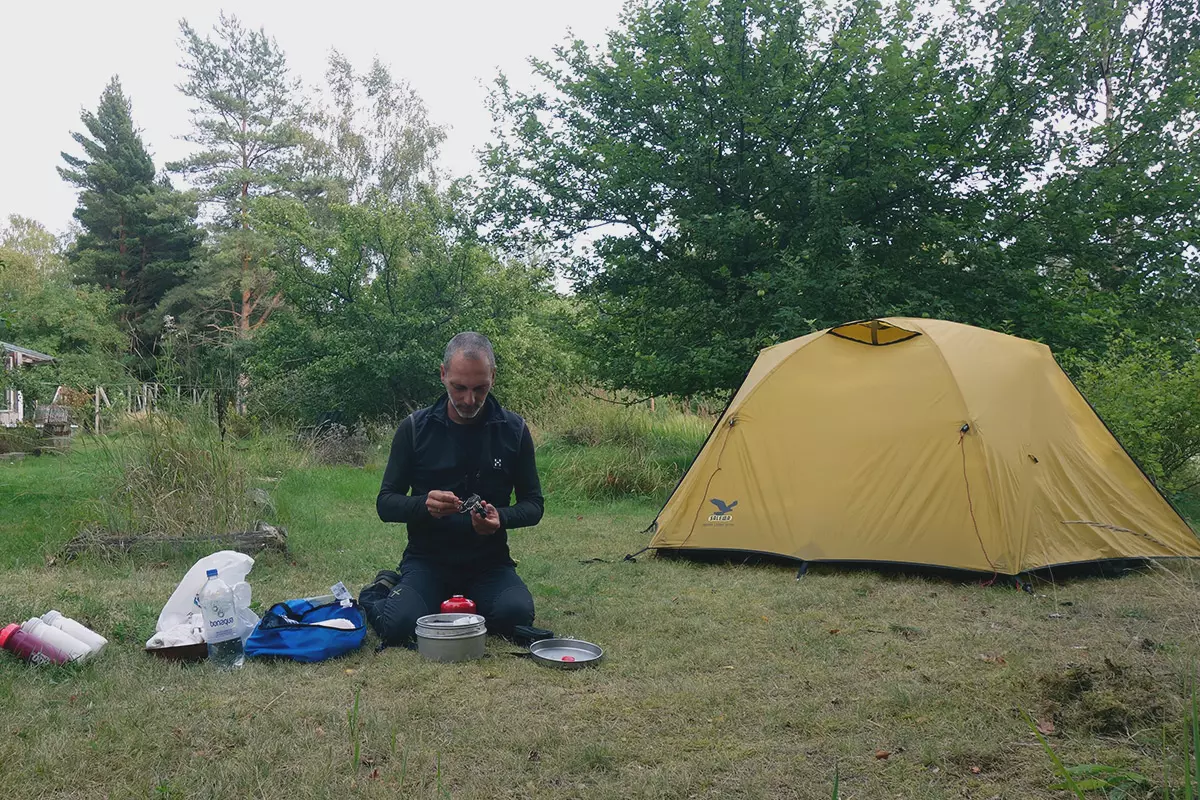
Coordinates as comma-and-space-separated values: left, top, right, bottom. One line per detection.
487, 586, 535, 633
366, 587, 431, 645
359, 570, 399, 609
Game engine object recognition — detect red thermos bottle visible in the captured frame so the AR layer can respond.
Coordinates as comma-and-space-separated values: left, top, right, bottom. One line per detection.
440, 595, 477, 613
0, 623, 72, 666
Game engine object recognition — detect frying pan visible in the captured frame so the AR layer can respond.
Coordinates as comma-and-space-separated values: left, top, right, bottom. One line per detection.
527, 638, 603, 669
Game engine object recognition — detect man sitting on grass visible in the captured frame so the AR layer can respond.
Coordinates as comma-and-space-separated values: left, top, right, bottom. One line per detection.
360, 331, 544, 645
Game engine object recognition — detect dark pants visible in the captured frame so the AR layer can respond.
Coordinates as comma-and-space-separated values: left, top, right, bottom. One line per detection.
360, 557, 535, 645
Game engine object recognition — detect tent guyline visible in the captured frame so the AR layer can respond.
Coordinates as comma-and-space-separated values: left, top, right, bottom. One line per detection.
958, 423, 998, 586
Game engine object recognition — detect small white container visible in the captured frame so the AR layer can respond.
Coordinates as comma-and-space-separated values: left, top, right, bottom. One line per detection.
41, 610, 107, 654
415, 613, 487, 662
20, 618, 91, 662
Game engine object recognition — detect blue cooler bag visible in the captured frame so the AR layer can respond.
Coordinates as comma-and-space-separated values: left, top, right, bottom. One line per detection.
245, 598, 366, 662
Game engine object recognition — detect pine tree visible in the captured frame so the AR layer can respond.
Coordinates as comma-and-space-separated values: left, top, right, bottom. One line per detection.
170, 13, 309, 339
59, 77, 201, 359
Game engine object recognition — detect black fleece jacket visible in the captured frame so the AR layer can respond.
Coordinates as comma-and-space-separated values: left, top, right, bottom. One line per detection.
376, 395, 544, 567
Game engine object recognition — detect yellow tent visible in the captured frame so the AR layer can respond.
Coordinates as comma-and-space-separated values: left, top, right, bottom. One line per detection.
649, 318, 1200, 574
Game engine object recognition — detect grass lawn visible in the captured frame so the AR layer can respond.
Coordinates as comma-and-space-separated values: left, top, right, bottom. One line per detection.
3, 442, 1200, 798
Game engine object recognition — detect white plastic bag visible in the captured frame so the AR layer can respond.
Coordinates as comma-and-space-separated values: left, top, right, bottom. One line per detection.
155, 550, 259, 642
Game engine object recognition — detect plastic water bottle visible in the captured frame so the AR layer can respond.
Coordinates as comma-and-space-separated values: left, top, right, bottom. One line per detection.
199, 568, 244, 669
41, 610, 107, 654
20, 618, 91, 661
0, 623, 73, 665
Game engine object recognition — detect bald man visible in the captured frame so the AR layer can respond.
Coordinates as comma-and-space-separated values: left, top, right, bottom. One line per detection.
360, 331, 544, 645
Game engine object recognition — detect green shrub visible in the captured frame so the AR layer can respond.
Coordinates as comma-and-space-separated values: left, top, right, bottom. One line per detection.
1065, 340, 1200, 496
0, 424, 40, 455
309, 422, 370, 467
1178, 491, 1200, 529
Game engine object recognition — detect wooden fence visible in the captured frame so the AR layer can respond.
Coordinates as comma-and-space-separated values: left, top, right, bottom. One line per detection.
42, 384, 228, 434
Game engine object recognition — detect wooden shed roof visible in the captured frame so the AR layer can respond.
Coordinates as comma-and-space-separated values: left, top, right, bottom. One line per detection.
1, 341, 55, 363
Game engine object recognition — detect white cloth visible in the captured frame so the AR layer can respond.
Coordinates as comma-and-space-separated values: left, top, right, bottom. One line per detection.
145, 612, 205, 649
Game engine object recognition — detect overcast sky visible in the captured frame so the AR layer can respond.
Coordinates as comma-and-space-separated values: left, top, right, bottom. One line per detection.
0, 0, 627, 234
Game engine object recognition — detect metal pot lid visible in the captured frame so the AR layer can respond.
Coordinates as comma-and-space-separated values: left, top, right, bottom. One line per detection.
529, 638, 603, 669
416, 613, 486, 638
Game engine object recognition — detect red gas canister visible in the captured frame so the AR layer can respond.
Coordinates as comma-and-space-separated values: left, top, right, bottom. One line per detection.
440, 595, 477, 614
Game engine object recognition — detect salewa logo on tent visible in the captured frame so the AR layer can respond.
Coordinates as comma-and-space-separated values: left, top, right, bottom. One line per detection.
708, 498, 738, 522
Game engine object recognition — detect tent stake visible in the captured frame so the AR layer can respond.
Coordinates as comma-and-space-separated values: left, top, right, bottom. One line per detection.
623, 546, 649, 563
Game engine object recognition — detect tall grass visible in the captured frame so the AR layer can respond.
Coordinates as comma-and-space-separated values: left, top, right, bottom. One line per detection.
531, 394, 712, 501
536, 393, 710, 450
80, 409, 300, 541
347, 686, 363, 773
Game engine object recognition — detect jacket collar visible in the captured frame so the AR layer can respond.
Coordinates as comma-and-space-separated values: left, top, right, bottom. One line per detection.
429, 393, 504, 426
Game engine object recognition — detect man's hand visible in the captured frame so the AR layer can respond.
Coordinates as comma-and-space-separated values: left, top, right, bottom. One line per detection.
425, 490, 461, 519
471, 501, 501, 535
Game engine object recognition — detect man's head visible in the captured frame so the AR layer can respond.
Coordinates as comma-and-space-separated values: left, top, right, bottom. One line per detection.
440, 332, 496, 423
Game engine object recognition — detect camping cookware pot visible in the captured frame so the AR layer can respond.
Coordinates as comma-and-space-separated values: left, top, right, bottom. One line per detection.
528, 638, 603, 669
415, 613, 486, 662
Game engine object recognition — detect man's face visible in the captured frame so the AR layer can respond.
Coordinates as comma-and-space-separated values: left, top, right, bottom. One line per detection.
441, 353, 495, 423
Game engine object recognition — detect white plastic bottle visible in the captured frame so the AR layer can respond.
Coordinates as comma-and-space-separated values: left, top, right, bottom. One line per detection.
20, 618, 91, 662
41, 610, 107, 654
198, 568, 245, 669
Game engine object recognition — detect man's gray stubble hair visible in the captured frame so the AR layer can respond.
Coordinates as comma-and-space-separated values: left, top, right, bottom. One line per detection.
443, 331, 496, 370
